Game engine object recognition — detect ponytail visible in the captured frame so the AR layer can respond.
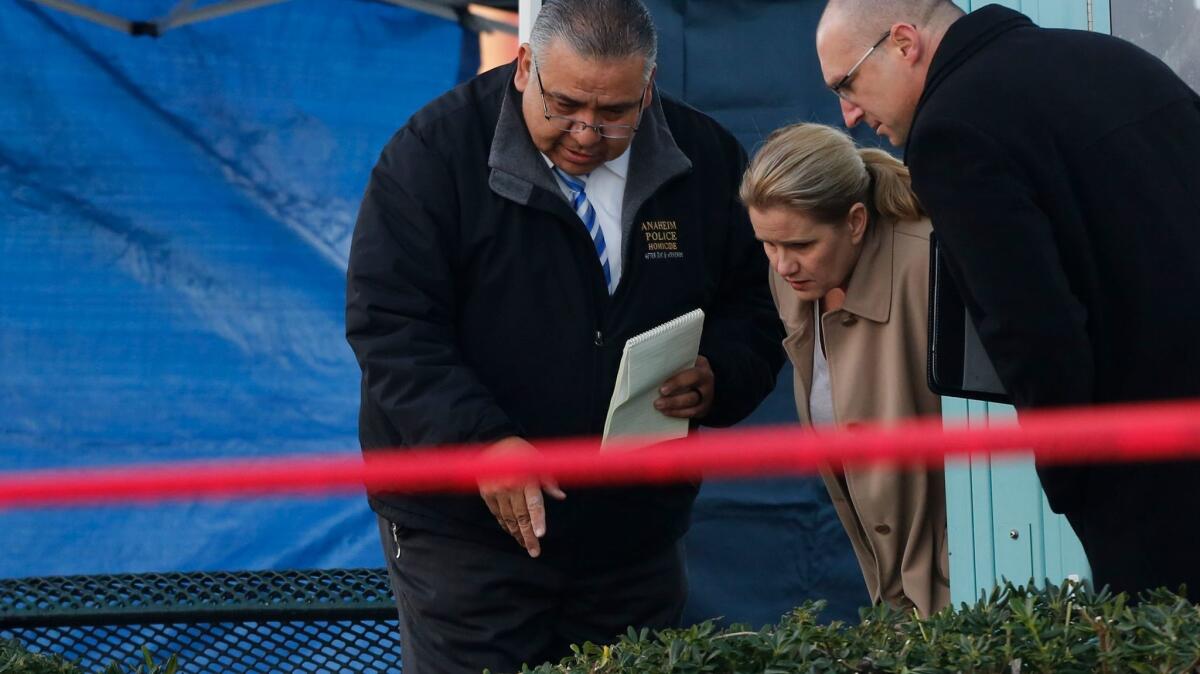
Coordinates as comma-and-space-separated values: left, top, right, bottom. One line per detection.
741, 123, 926, 226
859, 148, 925, 222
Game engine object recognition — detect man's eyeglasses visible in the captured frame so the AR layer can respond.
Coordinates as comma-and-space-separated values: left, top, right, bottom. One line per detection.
829, 30, 891, 100
534, 58, 647, 140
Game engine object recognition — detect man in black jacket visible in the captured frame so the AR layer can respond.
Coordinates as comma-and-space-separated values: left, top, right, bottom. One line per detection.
815, 0, 1200, 600
345, 0, 784, 670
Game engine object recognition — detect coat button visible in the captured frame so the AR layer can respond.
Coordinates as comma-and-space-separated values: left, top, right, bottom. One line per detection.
874, 524, 891, 535
840, 314, 857, 326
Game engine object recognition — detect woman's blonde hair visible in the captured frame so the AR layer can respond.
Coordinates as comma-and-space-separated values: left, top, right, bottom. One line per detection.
739, 123, 924, 225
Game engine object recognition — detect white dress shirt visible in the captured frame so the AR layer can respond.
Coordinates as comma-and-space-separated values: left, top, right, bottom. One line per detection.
810, 303, 837, 428
544, 144, 631, 289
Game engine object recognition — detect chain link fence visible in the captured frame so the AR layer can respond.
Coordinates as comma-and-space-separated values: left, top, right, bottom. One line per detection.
0, 568, 402, 673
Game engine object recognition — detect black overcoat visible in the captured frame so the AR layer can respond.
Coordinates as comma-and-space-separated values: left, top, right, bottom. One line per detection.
907, 5, 1200, 598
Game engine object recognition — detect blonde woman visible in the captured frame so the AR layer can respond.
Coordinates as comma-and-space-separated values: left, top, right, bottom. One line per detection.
741, 123, 949, 616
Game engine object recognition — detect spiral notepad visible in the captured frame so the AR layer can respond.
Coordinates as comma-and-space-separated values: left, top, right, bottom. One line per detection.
601, 308, 705, 449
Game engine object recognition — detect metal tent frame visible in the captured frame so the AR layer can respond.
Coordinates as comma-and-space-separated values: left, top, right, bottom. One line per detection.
25, 0, 518, 37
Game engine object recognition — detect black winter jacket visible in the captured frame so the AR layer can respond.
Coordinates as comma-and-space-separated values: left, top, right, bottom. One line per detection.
346, 62, 784, 565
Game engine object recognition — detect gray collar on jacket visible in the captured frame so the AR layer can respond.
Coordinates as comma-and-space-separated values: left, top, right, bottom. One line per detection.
487, 72, 693, 260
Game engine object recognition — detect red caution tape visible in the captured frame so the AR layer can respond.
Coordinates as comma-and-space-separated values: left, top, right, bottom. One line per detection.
2, 399, 1200, 509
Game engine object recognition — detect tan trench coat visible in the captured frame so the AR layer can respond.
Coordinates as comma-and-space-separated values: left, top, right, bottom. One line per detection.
768, 217, 950, 617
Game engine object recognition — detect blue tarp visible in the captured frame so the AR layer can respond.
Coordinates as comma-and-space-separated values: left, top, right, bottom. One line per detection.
1, 0, 867, 632
0, 0, 462, 573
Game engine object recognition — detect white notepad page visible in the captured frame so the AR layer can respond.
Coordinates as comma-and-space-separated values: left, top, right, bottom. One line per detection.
601, 308, 705, 449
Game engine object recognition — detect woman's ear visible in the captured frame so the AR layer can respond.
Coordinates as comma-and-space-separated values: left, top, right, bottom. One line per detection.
847, 202, 869, 245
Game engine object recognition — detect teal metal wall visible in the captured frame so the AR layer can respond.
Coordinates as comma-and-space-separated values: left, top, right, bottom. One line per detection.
943, 0, 1107, 607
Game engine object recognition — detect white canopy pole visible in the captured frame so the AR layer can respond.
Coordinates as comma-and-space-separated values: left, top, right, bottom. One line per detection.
518, 0, 540, 43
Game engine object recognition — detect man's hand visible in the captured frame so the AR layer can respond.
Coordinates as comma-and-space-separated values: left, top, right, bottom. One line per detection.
477, 437, 566, 558
654, 355, 715, 419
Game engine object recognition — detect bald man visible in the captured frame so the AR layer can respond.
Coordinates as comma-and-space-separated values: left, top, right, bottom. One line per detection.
815, 0, 1200, 600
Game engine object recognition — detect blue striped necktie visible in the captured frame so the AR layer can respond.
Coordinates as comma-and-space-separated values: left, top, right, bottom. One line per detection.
553, 166, 615, 295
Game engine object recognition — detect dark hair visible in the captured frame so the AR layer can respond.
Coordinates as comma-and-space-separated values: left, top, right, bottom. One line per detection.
530, 0, 658, 80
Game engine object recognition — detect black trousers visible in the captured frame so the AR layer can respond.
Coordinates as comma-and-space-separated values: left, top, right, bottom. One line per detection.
377, 516, 687, 674
1050, 461, 1200, 602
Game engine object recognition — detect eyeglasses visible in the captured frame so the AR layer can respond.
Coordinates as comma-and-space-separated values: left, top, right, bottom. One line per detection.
533, 58, 647, 139
829, 30, 891, 100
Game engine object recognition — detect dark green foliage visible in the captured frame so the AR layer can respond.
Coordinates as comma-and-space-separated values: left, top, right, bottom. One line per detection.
0, 640, 80, 674
99, 647, 177, 674
0, 642, 175, 674
518, 581, 1200, 673
7, 582, 1200, 673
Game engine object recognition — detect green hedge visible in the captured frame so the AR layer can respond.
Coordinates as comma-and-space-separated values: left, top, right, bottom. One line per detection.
0, 641, 175, 674
7, 582, 1198, 673
518, 582, 1200, 673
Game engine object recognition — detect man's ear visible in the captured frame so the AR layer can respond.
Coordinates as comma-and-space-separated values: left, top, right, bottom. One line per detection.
643, 65, 657, 107
890, 23, 923, 64
514, 43, 533, 93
